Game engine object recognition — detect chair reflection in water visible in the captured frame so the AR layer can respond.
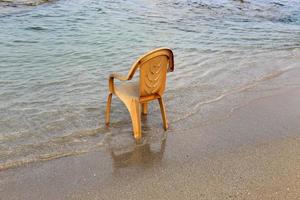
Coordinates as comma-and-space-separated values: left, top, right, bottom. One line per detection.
105, 48, 174, 139
109, 138, 166, 171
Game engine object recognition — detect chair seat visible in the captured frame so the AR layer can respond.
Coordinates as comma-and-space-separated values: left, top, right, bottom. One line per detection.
114, 81, 140, 99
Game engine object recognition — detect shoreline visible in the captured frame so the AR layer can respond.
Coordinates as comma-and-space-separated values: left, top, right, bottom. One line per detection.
1, 86, 300, 199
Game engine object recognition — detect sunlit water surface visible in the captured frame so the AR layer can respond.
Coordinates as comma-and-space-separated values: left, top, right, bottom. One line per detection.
1, 0, 300, 169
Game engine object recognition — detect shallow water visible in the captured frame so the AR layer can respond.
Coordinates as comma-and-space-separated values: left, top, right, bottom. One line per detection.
0, 0, 300, 170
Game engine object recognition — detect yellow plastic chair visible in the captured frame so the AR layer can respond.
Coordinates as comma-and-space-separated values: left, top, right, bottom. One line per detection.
105, 48, 174, 139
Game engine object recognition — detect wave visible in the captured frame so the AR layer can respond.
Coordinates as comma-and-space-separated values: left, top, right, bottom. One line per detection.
170, 68, 293, 123
0, 149, 90, 171
0, 127, 109, 171
0, 0, 54, 6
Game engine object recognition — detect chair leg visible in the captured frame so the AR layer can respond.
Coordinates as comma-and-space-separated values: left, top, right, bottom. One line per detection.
158, 97, 168, 130
105, 93, 112, 125
141, 103, 148, 115
128, 99, 142, 140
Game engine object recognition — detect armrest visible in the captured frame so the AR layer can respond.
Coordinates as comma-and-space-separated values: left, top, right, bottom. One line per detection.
109, 73, 128, 81
108, 73, 129, 93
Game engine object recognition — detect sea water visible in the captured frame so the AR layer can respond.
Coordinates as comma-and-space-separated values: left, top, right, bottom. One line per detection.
0, 0, 300, 169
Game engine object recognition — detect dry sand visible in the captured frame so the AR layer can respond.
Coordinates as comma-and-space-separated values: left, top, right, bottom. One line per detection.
1, 87, 300, 199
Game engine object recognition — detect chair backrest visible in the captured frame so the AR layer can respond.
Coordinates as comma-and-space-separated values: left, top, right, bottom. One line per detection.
134, 48, 174, 98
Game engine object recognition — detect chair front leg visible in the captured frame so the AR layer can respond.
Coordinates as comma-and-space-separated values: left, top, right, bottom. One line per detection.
105, 93, 113, 125
128, 99, 142, 140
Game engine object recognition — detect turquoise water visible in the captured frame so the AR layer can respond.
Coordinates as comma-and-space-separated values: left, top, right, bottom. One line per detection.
1, 0, 300, 169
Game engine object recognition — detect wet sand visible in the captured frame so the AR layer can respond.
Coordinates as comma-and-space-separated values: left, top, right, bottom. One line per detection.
1, 87, 300, 199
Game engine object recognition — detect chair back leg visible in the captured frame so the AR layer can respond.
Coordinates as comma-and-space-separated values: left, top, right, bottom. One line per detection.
158, 97, 168, 130
141, 103, 148, 115
105, 93, 113, 125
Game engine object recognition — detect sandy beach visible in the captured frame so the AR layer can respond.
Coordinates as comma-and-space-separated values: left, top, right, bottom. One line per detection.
1, 84, 300, 199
